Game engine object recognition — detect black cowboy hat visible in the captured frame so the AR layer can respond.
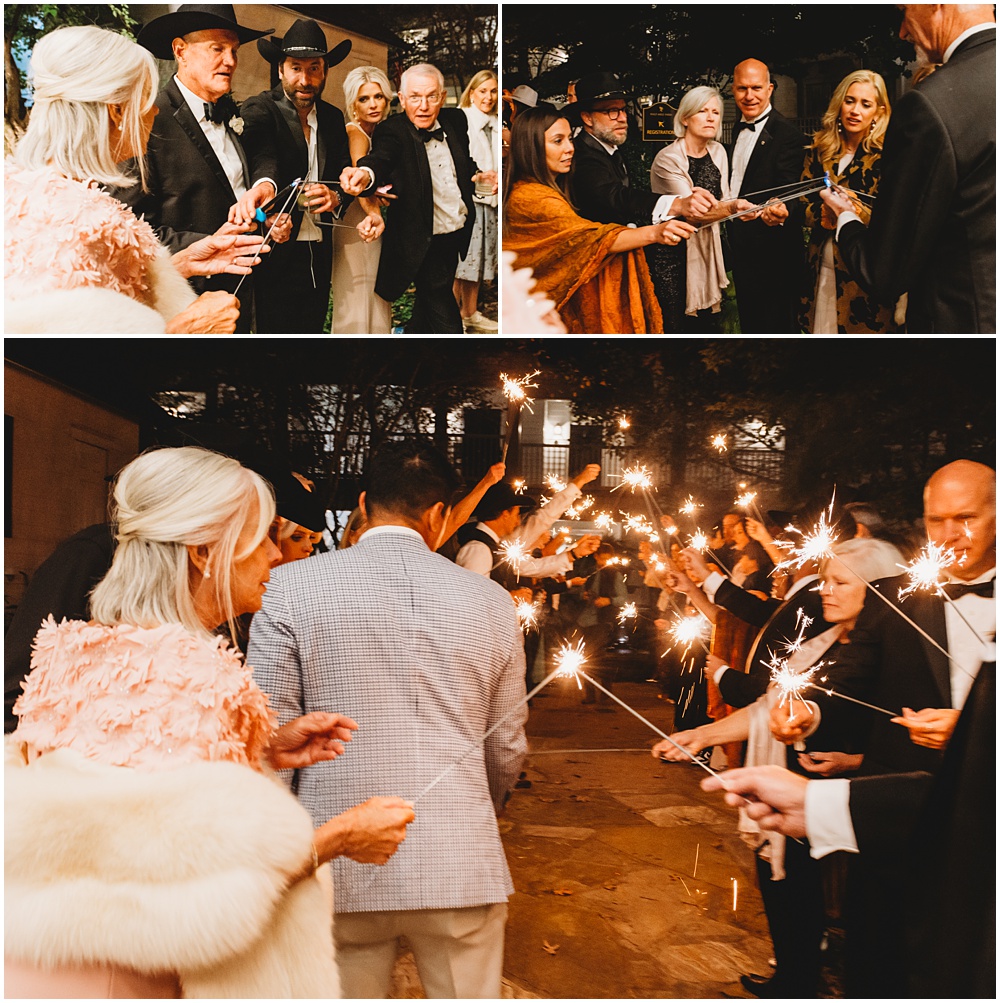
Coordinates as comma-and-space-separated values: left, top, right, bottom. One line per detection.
575, 71, 627, 110
137, 4, 274, 61
257, 18, 352, 67
475, 482, 537, 522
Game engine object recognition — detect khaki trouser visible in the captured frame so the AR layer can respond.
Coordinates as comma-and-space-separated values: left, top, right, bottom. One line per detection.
334, 902, 508, 999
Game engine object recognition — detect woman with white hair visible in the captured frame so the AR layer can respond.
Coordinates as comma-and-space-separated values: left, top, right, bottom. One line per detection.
5, 447, 414, 998
654, 536, 903, 998
331, 65, 395, 334
4, 25, 267, 334
454, 69, 500, 333
649, 86, 753, 332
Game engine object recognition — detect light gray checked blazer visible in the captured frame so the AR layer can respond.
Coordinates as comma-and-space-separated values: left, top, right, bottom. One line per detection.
248, 525, 527, 914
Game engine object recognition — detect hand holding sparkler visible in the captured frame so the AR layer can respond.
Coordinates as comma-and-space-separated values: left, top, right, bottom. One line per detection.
796, 750, 864, 777
702, 766, 809, 839
769, 695, 819, 745
358, 210, 385, 242
571, 463, 602, 488
651, 728, 706, 761
679, 547, 712, 584
229, 179, 277, 227
758, 199, 788, 226
891, 706, 961, 750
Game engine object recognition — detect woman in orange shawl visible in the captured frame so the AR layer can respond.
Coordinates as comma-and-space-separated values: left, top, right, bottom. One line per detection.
503, 105, 695, 334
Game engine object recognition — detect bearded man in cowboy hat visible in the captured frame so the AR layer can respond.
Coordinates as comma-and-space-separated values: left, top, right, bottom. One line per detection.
239, 19, 358, 334
119, 4, 289, 332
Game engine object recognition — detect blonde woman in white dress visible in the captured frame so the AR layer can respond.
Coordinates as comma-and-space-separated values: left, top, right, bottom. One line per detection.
331, 66, 394, 334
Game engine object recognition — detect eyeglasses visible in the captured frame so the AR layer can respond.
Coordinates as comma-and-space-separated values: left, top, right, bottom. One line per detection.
593, 107, 627, 120
403, 91, 444, 107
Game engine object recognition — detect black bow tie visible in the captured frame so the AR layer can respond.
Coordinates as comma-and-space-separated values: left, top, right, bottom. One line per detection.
941, 579, 995, 600
734, 113, 770, 137
419, 127, 445, 143
204, 94, 238, 125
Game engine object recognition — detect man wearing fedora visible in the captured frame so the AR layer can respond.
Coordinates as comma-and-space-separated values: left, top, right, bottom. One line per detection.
572, 71, 715, 229
240, 19, 355, 334
122, 4, 287, 332
339, 63, 498, 334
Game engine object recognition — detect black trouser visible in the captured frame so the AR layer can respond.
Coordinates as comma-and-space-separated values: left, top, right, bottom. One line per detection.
254, 238, 333, 334
405, 231, 464, 334
754, 835, 825, 996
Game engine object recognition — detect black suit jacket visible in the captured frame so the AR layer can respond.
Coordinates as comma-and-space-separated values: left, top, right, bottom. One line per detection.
837, 29, 996, 333
715, 575, 832, 708
811, 574, 951, 775
358, 108, 479, 302
570, 130, 662, 225
847, 662, 994, 997
726, 109, 807, 265
239, 84, 352, 246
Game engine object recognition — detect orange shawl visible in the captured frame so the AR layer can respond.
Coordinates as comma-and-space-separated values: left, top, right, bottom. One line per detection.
504, 181, 663, 334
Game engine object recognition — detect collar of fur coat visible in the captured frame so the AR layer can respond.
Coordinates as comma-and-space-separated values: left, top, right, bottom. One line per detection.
4, 745, 340, 998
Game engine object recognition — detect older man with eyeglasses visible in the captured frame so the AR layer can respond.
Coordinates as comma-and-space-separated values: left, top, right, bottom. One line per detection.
340, 63, 497, 333
571, 71, 716, 232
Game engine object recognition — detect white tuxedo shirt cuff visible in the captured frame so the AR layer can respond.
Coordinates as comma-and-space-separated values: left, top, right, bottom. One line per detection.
703, 570, 726, 603
835, 211, 862, 239
652, 195, 675, 223
806, 778, 858, 858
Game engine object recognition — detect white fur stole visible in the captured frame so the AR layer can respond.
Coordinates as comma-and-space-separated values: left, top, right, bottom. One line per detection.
4, 746, 340, 998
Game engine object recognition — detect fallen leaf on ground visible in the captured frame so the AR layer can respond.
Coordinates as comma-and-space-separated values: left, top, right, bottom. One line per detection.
542, 940, 560, 955
602, 881, 618, 891
570, 794, 591, 802
539, 797, 559, 803
552, 887, 574, 896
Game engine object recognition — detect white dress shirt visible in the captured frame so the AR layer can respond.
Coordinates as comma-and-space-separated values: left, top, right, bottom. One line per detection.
943, 568, 995, 709
729, 102, 772, 198
297, 104, 322, 243
174, 75, 247, 198
421, 119, 467, 235
454, 523, 574, 579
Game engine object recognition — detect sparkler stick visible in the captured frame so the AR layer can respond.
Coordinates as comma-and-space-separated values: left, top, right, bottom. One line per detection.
499, 371, 540, 463
736, 175, 842, 203
234, 178, 303, 295
804, 680, 898, 718
768, 652, 899, 719
705, 184, 832, 227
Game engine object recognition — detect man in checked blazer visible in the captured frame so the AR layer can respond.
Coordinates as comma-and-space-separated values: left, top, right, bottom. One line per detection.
249, 441, 527, 999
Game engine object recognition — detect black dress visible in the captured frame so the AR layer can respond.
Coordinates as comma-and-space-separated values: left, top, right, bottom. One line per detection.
648, 152, 724, 333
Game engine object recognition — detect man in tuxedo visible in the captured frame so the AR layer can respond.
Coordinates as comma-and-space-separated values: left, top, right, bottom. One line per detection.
704, 652, 994, 997
339, 64, 497, 334
571, 71, 713, 230
248, 441, 526, 997
726, 59, 807, 333
821, 5, 996, 333
769, 459, 995, 996
240, 19, 354, 333
125, 4, 286, 331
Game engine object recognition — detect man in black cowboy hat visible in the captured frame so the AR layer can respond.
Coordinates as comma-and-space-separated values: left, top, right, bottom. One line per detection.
120, 4, 287, 332
239, 19, 357, 334
572, 71, 714, 231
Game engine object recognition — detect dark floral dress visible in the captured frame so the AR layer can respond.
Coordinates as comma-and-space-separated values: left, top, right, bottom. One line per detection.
648, 152, 723, 333
799, 147, 899, 333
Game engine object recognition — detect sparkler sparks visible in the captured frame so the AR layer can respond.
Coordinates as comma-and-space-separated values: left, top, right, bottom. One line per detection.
545, 474, 567, 493
663, 523, 679, 537
499, 539, 529, 576
735, 490, 758, 511
618, 416, 631, 430
689, 530, 710, 553
515, 598, 541, 632
767, 653, 825, 711
499, 370, 540, 411
593, 511, 615, 532
897, 541, 956, 599
667, 614, 711, 655
774, 499, 839, 572
613, 464, 654, 493
555, 639, 587, 687
679, 496, 702, 517
623, 513, 655, 536
618, 602, 638, 626
711, 434, 728, 452
512, 478, 527, 494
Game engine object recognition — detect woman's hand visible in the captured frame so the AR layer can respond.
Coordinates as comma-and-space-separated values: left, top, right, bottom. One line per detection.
268, 712, 359, 771
819, 186, 855, 219
165, 290, 240, 334
674, 187, 717, 220
678, 547, 711, 584
891, 707, 960, 750
172, 232, 268, 277
769, 698, 820, 745
654, 219, 697, 246
265, 212, 293, 244
797, 750, 863, 776
316, 797, 416, 865
358, 211, 385, 242
652, 729, 705, 761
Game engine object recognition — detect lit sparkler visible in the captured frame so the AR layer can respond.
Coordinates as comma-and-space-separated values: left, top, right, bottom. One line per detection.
689, 530, 710, 552
735, 490, 757, 511
545, 474, 567, 493
500, 370, 540, 410
663, 523, 679, 537
667, 614, 711, 655
774, 499, 838, 573
711, 433, 728, 452
618, 602, 638, 627
499, 539, 529, 578
679, 496, 702, 517
613, 463, 654, 493
623, 513, 655, 536
555, 638, 587, 689
515, 598, 541, 632
593, 511, 615, 532
512, 478, 527, 494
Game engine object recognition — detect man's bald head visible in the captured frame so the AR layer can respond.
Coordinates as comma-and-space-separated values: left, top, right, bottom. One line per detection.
923, 460, 996, 579
732, 59, 774, 121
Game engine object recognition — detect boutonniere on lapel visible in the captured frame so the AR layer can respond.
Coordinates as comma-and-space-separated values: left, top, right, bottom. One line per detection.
229, 116, 244, 135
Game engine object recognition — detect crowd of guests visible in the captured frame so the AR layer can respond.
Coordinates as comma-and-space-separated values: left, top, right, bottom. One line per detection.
502, 4, 995, 334
4, 4, 500, 335
3, 436, 994, 998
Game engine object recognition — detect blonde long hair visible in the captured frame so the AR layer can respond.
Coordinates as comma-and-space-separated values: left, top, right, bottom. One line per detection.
90, 448, 275, 638
810, 70, 890, 166
459, 69, 498, 111
15, 25, 157, 189
342, 65, 393, 125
